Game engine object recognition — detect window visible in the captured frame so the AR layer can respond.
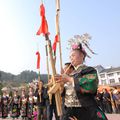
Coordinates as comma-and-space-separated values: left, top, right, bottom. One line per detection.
118, 78, 120, 82
117, 72, 120, 75
107, 73, 114, 77
101, 79, 106, 85
109, 79, 115, 84
100, 74, 105, 78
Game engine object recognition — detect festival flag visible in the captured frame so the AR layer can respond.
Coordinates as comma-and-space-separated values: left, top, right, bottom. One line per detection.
36, 3, 49, 35
52, 34, 59, 52
36, 51, 40, 69
40, 4, 45, 16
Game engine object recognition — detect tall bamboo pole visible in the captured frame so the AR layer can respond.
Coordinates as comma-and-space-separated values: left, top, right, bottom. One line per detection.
55, 0, 63, 71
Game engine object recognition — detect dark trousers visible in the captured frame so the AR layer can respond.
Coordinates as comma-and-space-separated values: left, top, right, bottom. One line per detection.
47, 104, 60, 120
103, 101, 113, 113
62, 106, 108, 120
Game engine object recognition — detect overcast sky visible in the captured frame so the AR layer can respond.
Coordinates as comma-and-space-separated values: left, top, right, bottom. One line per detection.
0, 0, 120, 75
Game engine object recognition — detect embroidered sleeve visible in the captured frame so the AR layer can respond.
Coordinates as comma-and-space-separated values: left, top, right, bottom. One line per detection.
74, 67, 98, 94
79, 73, 98, 93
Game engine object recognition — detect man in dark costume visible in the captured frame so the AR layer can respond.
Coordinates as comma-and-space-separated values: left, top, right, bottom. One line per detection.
34, 81, 45, 120
96, 90, 104, 112
103, 89, 113, 113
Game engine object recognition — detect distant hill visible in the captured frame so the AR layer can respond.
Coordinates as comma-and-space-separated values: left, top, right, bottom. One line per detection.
0, 70, 49, 95
0, 70, 48, 84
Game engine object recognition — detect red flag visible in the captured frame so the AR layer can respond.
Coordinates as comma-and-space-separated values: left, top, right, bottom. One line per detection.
36, 16, 49, 35
40, 4, 45, 16
52, 34, 59, 52
36, 51, 40, 69
36, 3, 49, 35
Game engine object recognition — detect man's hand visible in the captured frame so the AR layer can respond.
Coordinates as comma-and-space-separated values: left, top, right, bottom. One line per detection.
69, 116, 78, 120
55, 74, 73, 83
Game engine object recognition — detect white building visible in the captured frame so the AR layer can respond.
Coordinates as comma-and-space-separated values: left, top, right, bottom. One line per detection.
95, 65, 120, 87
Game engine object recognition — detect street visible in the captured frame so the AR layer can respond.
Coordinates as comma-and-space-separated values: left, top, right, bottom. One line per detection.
106, 114, 120, 120
0, 114, 120, 120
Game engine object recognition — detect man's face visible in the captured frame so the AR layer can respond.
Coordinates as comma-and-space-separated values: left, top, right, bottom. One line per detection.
70, 50, 84, 67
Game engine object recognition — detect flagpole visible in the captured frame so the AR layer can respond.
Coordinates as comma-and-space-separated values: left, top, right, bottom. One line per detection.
55, 0, 63, 72
41, 0, 43, 4
45, 44, 50, 81
45, 44, 52, 105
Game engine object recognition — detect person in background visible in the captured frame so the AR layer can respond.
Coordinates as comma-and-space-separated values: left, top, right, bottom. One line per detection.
11, 89, 20, 119
34, 81, 45, 120
33, 106, 38, 120
0, 95, 2, 118
46, 79, 60, 120
96, 90, 104, 112
112, 88, 120, 113
27, 85, 35, 120
102, 89, 113, 113
1, 87, 9, 119
20, 87, 27, 120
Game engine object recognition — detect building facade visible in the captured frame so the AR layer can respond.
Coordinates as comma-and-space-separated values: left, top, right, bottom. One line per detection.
95, 65, 120, 87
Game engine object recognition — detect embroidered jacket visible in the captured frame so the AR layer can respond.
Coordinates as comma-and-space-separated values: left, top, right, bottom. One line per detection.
72, 65, 98, 107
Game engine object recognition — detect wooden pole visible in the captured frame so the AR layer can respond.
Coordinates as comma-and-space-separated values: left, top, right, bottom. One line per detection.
45, 42, 53, 104
55, 0, 63, 71
38, 71, 42, 103
45, 43, 50, 81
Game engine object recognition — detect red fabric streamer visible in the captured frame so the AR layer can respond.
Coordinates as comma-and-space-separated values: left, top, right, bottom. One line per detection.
52, 34, 59, 52
36, 3, 49, 35
36, 51, 40, 69
40, 4, 45, 16
36, 16, 49, 35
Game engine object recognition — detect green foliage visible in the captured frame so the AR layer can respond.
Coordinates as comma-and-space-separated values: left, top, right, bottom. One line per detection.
0, 82, 3, 95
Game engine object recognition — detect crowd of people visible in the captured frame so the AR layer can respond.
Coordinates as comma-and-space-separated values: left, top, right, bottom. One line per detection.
96, 88, 120, 114
0, 81, 120, 120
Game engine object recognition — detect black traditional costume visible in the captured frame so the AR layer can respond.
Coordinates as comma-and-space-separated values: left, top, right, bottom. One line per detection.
2, 95, 9, 118
62, 34, 108, 120
11, 93, 20, 119
20, 90, 27, 119
0, 96, 2, 118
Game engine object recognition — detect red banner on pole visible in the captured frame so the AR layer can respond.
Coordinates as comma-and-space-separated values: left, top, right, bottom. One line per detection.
52, 34, 59, 52
36, 51, 40, 69
36, 3, 49, 36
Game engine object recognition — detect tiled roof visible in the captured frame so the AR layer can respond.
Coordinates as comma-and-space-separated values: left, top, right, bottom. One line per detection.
94, 65, 104, 73
100, 66, 120, 73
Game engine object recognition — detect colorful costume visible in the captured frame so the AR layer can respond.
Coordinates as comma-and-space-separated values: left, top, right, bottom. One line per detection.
27, 96, 34, 119
11, 95, 20, 118
0, 96, 2, 118
63, 65, 108, 120
20, 94, 27, 119
33, 110, 38, 120
1, 95, 9, 118
27, 86, 36, 120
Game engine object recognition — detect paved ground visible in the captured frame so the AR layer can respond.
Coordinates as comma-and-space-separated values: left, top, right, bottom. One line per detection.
106, 114, 120, 120
1, 114, 120, 120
